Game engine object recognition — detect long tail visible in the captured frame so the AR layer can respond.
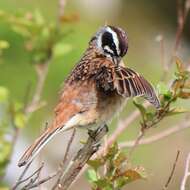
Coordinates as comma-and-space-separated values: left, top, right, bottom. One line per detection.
18, 125, 70, 167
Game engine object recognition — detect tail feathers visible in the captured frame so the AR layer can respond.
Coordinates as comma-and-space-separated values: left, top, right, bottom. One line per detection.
18, 128, 58, 167
18, 114, 81, 167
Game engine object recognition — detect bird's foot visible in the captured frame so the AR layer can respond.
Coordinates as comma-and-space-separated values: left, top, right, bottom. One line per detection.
88, 124, 109, 140
92, 142, 101, 152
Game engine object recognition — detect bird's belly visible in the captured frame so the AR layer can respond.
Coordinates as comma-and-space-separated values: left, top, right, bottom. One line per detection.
96, 93, 126, 125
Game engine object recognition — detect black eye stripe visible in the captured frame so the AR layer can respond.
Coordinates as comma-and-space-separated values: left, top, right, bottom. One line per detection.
102, 32, 118, 56
108, 26, 128, 57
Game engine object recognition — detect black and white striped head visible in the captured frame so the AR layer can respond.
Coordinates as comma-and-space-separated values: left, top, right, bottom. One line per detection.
91, 25, 128, 62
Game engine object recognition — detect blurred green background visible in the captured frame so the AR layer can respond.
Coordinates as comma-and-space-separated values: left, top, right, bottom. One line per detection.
0, 0, 190, 189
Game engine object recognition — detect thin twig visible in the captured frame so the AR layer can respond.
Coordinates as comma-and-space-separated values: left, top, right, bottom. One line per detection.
173, 0, 190, 55
96, 101, 150, 156
25, 62, 50, 114
58, 0, 67, 26
52, 129, 76, 188
53, 125, 108, 190
119, 119, 190, 148
12, 162, 44, 190
162, 150, 180, 190
22, 172, 57, 190
180, 152, 190, 190
156, 35, 168, 80
128, 129, 145, 157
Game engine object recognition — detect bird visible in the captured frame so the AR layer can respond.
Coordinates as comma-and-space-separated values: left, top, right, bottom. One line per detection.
18, 25, 160, 167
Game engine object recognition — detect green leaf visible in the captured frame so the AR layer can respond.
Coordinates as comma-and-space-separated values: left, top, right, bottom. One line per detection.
53, 43, 72, 58
0, 141, 11, 177
13, 102, 23, 111
34, 9, 45, 26
12, 25, 31, 37
157, 82, 172, 101
32, 51, 47, 63
0, 87, 9, 103
14, 112, 26, 128
86, 169, 98, 182
0, 142, 11, 163
133, 99, 147, 121
0, 41, 9, 50
95, 179, 112, 189
157, 82, 169, 95
87, 159, 104, 171
146, 112, 155, 122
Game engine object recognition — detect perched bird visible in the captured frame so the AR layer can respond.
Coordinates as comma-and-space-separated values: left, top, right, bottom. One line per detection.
18, 25, 160, 167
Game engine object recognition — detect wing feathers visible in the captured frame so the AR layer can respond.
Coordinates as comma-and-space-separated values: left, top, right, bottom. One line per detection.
115, 67, 160, 109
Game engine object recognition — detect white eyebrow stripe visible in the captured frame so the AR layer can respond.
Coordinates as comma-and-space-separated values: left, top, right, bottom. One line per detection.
104, 45, 114, 54
106, 27, 120, 55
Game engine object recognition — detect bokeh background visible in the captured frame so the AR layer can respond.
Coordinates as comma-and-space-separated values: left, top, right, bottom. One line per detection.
0, 0, 190, 189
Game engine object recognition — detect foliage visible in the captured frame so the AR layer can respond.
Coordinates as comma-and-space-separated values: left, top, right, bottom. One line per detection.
0, 10, 73, 64
0, 8, 75, 187
133, 58, 190, 131
0, 86, 28, 181
86, 143, 146, 190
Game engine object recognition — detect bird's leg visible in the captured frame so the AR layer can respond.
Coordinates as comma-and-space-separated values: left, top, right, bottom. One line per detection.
88, 124, 108, 141
89, 124, 108, 152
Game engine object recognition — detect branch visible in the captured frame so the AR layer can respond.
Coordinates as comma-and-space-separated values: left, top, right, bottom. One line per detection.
97, 101, 150, 156
119, 119, 190, 148
58, 0, 67, 26
24, 61, 50, 114
21, 172, 57, 190
173, 0, 190, 55
13, 129, 76, 190
53, 125, 108, 190
162, 150, 180, 190
52, 129, 76, 188
12, 162, 44, 190
180, 152, 190, 190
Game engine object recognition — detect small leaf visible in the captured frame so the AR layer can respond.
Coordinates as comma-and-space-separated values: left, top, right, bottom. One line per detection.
87, 159, 104, 171
123, 169, 143, 182
113, 152, 126, 169
133, 99, 147, 121
53, 43, 72, 58
13, 102, 23, 111
146, 112, 155, 122
12, 25, 31, 37
0, 40, 9, 50
95, 179, 112, 189
14, 112, 26, 128
157, 82, 170, 96
34, 9, 44, 26
176, 57, 185, 74
0, 87, 9, 103
105, 143, 119, 161
157, 82, 173, 101
86, 169, 98, 182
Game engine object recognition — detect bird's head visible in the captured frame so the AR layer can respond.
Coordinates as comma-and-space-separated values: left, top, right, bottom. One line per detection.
90, 25, 128, 64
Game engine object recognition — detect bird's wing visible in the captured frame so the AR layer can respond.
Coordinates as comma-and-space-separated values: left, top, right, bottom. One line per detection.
114, 66, 160, 109
95, 63, 160, 109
